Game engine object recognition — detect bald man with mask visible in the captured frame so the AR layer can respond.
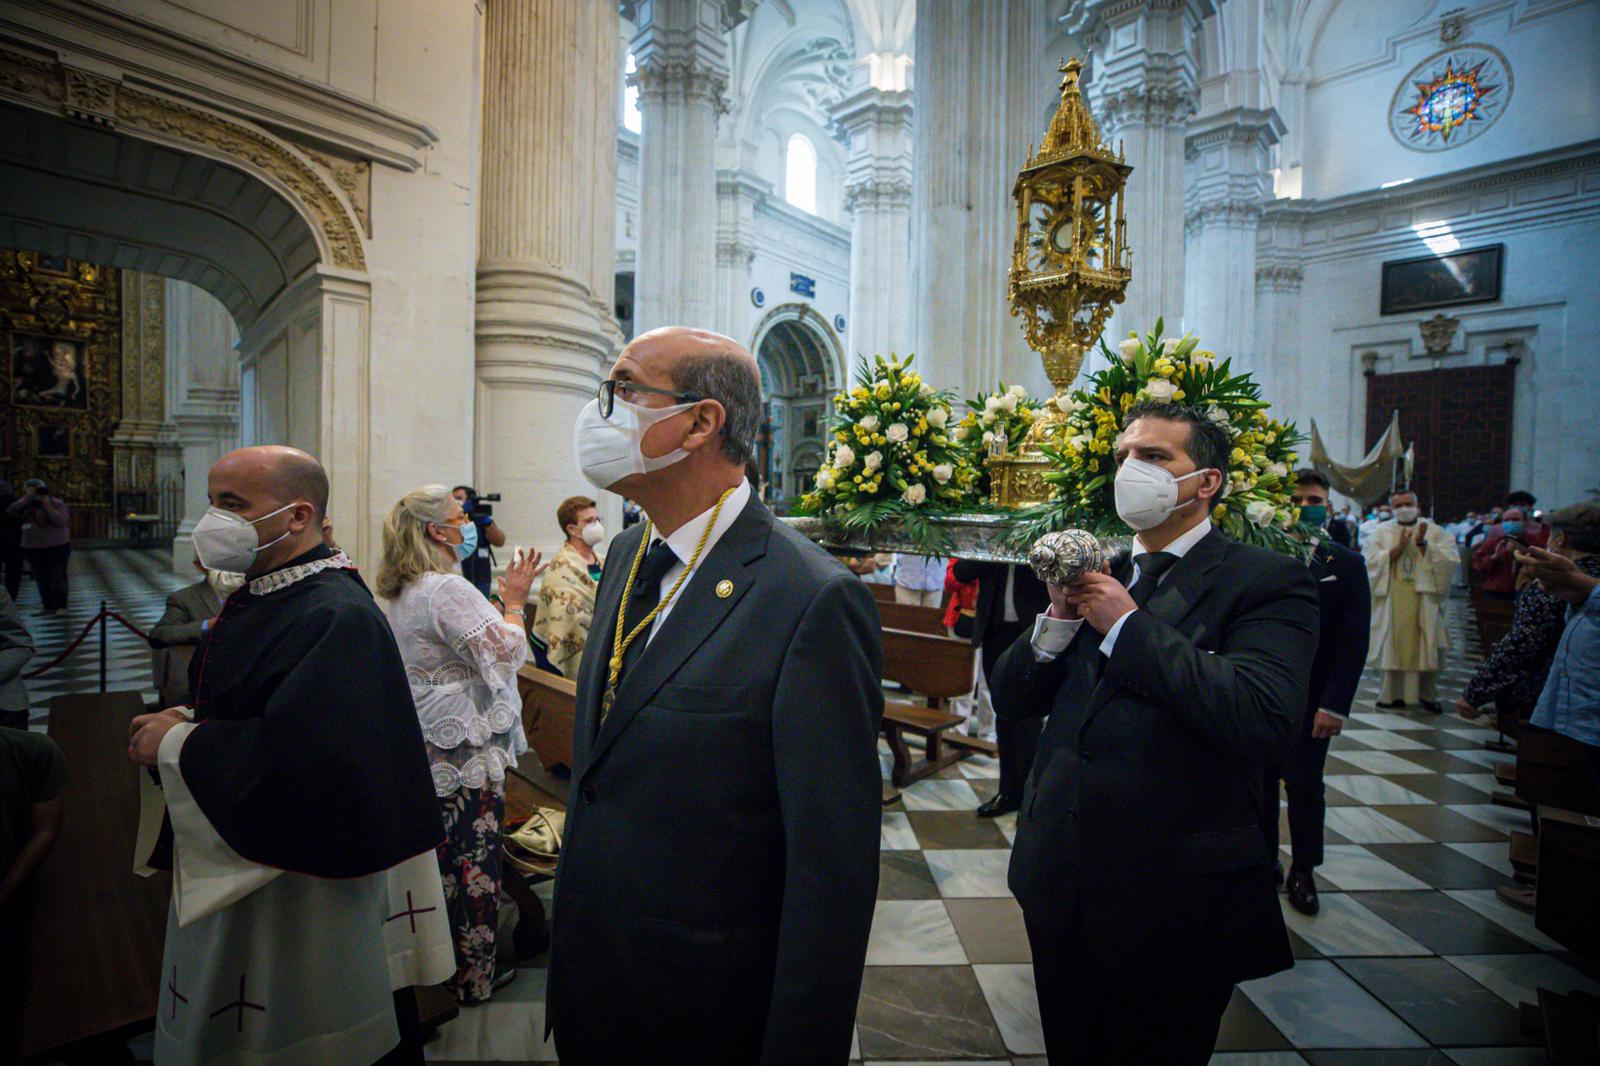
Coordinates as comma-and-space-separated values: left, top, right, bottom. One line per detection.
127, 446, 453, 1066
547, 328, 883, 1064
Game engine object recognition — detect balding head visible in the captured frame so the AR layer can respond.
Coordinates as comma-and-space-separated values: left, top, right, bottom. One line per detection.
611, 326, 763, 466
207, 446, 330, 576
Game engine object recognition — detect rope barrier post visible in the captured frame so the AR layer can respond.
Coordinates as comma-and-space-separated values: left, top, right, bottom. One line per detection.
99, 599, 108, 693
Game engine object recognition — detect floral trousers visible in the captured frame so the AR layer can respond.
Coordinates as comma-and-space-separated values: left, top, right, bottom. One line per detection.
435, 783, 504, 1004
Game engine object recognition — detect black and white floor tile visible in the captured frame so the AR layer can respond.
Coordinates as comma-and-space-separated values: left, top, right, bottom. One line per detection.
27, 553, 1593, 1062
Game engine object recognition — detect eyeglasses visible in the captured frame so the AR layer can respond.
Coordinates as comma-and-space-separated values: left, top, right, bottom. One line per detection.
597, 379, 704, 419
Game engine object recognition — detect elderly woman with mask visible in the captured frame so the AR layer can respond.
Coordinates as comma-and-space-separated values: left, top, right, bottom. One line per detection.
376, 484, 544, 1004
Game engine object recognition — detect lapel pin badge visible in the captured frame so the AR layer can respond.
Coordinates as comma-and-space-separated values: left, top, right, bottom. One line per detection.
715, 579, 734, 599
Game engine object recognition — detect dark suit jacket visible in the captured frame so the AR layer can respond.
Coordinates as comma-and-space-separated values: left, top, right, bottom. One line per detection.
547, 493, 883, 1064
951, 559, 1052, 658
151, 579, 222, 648
991, 528, 1319, 988
0, 588, 32, 713
1305, 539, 1370, 727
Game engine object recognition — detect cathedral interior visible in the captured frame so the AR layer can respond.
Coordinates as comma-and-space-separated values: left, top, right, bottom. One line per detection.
3, 0, 1599, 1063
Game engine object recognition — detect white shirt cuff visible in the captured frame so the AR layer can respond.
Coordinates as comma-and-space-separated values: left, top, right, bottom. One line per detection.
1030, 611, 1083, 662
1318, 708, 1346, 720
1098, 608, 1138, 658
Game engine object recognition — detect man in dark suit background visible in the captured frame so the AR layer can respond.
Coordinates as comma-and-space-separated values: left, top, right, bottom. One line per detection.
951, 559, 1050, 815
991, 400, 1319, 1062
1264, 469, 1371, 915
548, 327, 883, 1064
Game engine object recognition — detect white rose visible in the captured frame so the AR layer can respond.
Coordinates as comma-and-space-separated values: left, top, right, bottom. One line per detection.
834, 445, 856, 468
1276, 508, 1295, 529
1192, 351, 1215, 370
985, 395, 1003, 413
1071, 433, 1091, 450
1206, 405, 1229, 425
1144, 379, 1177, 402
1009, 384, 1028, 399
903, 483, 927, 505
1055, 394, 1082, 415
932, 463, 953, 484
927, 407, 948, 429
1118, 337, 1141, 361
999, 393, 1019, 413
919, 382, 934, 397
1265, 462, 1288, 480
859, 414, 880, 432
815, 470, 834, 490
1246, 500, 1275, 527
1161, 338, 1180, 356
982, 431, 997, 445
886, 423, 909, 443
863, 450, 883, 471
952, 425, 968, 442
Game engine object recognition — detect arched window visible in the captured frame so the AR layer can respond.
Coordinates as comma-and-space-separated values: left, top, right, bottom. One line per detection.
623, 52, 642, 134
784, 133, 817, 215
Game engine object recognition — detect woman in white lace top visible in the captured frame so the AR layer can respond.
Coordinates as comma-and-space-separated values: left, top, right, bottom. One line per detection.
376, 484, 544, 1004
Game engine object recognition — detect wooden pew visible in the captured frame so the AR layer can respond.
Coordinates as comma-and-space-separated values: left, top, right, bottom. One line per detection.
518, 665, 577, 773
1534, 806, 1600, 961
878, 627, 978, 787
1515, 725, 1600, 817
875, 599, 947, 636
867, 581, 897, 605
24, 693, 169, 1060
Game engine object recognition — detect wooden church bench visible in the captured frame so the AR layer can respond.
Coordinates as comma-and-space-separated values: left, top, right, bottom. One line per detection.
879, 627, 980, 786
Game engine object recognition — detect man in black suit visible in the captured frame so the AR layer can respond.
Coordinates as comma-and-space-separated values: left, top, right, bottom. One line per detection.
1264, 469, 1371, 914
547, 327, 883, 1064
991, 400, 1319, 1063
951, 559, 1050, 815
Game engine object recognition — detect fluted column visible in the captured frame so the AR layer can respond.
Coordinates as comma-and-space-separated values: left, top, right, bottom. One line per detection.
1067, 0, 1212, 353
1253, 208, 1306, 407
475, 0, 621, 551
1182, 106, 1281, 371
832, 78, 913, 360
910, 0, 1051, 399
631, 0, 744, 333
163, 279, 241, 572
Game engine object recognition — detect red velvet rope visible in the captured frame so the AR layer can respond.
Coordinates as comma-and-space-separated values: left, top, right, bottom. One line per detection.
22, 608, 156, 679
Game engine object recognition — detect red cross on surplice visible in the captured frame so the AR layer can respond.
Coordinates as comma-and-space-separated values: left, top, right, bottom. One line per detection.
385, 889, 437, 934
167, 967, 188, 1019
208, 973, 266, 1033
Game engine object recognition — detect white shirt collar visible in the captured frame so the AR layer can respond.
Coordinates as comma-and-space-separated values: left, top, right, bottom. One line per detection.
651, 479, 752, 569
248, 551, 355, 595
1133, 517, 1212, 561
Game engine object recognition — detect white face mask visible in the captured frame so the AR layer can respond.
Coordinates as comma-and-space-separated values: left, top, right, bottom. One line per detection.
1392, 505, 1420, 525
1114, 457, 1209, 531
580, 521, 606, 548
206, 568, 247, 597
191, 503, 297, 574
573, 396, 695, 491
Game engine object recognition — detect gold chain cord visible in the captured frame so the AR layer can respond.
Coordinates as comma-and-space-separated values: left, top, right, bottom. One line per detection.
607, 485, 737, 691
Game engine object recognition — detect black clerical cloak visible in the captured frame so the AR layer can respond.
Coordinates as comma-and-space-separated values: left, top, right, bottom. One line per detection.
179, 545, 443, 878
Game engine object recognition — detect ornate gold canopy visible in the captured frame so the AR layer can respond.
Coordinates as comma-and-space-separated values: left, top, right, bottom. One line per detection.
990, 58, 1134, 508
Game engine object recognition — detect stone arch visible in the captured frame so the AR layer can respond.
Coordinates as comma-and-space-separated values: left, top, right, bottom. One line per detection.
749, 302, 843, 503
0, 47, 376, 560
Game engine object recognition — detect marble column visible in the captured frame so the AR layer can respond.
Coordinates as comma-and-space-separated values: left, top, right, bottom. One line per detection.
1253, 207, 1307, 409
1182, 106, 1281, 370
163, 279, 241, 572
630, 0, 746, 334
1067, 0, 1212, 354
831, 77, 914, 360
475, 0, 622, 551
111, 271, 167, 510
910, 0, 1053, 399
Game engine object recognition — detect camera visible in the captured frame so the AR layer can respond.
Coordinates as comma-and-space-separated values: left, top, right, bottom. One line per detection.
462, 490, 501, 519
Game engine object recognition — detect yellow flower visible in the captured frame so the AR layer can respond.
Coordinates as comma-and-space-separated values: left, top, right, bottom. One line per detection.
1213, 504, 1228, 520
875, 383, 892, 400
1231, 447, 1247, 464
1097, 387, 1113, 404
1119, 393, 1134, 410
1172, 389, 1185, 400
852, 386, 868, 400
1154, 358, 1175, 378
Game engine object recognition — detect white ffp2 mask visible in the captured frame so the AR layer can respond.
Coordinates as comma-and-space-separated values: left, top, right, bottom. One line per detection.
191, 503, 296, 573
573, 397, 694, 491
581, 521, 607, 547
1114, 457, 1208, 531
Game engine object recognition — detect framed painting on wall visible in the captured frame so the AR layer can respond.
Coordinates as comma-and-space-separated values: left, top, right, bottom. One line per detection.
34, 424, 72, 459
1380, 244, 1503, 315
9, 331, 89, 408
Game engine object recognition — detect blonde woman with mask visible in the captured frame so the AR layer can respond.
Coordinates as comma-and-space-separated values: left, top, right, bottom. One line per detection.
377, 484, 545, 1004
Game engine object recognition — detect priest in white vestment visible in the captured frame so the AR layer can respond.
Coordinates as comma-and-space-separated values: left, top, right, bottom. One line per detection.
1362, 489, 1459, 713
128, 447, 453, 1066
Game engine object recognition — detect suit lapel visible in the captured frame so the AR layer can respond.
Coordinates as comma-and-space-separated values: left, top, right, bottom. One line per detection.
1084, 531, 1227, 721
582, 496, 771, 777
574, 523, 643, 762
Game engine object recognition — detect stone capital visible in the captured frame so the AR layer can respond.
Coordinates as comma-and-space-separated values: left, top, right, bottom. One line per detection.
1184, 106, 1285, 159
844, 177, 913, 213
631, 60, 730, 113
1254, 262, 1304, 293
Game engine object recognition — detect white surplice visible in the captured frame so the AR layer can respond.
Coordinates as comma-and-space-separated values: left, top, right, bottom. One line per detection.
138, 716, 455, 1066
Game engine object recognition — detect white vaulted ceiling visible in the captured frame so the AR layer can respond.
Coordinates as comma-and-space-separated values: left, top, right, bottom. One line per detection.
0, 101, 318, 328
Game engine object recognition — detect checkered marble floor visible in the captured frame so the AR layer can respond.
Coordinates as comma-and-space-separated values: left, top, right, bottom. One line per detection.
13, 547, 190, 725
426, 594, 1599, 1065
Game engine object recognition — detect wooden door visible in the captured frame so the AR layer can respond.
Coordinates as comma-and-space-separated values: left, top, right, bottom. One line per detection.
1365, 363, 1513, 519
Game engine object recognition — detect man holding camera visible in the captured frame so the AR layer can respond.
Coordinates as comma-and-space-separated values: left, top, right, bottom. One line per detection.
451, 485, 507, 598
5, 480, 71, 615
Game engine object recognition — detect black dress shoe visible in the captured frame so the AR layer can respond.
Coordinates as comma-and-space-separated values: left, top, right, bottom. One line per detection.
976, 794, 1021, 818
1375, 699, 1406, 709
1419, 700, 1443, 715
1286, 868, 1319, 916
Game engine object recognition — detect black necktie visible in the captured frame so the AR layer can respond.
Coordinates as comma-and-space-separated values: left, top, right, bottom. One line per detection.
619, 539, 679, 678
1128, 551, 1178, 607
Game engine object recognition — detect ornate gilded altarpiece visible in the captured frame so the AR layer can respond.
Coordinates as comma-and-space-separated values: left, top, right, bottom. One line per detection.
1, 249, 121, 529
